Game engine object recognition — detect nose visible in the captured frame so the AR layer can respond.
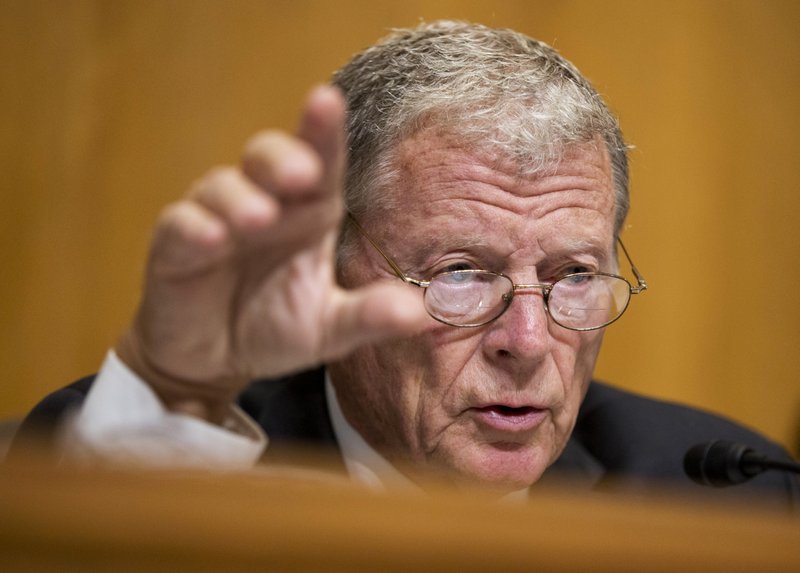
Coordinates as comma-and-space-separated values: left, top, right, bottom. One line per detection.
482, 288, 552, 370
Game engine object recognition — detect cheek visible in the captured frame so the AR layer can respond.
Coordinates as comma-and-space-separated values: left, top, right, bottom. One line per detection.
548, 328, 603, 424
549, 325, 604, 384
378, 329, 487, 441
574, 330, 605, 386
334, 325, 483, 450
389, 328, 484, 403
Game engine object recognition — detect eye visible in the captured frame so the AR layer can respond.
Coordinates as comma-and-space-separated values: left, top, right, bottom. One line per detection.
440, 261, 477, 273
552, 265, 595, 286
562, 265, 591, 276
439, 261, 475, 273
562, 273, 592, 286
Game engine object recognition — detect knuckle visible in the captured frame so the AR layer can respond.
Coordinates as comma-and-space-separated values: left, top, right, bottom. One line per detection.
188, 165, 241, 204
242, 130, 284, 163
156, 201, 194, 231
244, 128, 283, 148
155, 200, 224, 249
202, 165, 239, 189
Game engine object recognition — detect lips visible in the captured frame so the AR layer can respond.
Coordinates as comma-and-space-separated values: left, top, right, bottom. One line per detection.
471, 405, 547, 433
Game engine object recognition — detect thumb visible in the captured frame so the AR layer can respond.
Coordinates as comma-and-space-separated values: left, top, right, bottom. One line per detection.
322, 283, 430, 360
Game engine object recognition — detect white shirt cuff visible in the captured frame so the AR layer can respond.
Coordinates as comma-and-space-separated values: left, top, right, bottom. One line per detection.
60, 350, 267, 470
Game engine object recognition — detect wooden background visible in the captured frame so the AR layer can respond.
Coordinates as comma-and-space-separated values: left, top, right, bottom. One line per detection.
2, 0, 799, 454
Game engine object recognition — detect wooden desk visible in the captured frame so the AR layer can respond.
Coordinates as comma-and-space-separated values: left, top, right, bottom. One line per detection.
1, 460, 797, 572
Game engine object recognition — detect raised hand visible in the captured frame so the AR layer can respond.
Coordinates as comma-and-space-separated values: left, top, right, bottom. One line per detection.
116, 86, 428, 422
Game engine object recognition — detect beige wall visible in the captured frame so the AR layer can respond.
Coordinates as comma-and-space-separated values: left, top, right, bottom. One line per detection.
2, 0, 799, 454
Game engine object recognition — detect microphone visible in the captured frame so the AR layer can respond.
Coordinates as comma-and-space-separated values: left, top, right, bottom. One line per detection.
683, 440, 800, 487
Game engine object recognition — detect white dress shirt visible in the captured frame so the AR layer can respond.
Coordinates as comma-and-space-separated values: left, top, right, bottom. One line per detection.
64, 351, 413, 491
66, 352, 528, 500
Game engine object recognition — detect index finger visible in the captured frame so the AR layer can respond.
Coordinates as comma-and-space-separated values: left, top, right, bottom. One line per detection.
296, 85, 346, 192
241, 86, 346, 201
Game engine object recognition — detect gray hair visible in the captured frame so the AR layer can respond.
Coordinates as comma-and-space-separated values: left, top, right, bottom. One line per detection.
333, 20, 630, 248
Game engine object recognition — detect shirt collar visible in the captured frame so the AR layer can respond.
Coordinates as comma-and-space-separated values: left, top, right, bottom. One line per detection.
324, 372, 417, 492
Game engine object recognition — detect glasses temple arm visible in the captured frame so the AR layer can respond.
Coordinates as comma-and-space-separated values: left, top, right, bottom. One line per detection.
617, 237, 648, 294
346, 214, 426, 286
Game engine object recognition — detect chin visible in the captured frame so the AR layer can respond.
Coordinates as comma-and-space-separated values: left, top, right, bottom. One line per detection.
441, 442, 551, 492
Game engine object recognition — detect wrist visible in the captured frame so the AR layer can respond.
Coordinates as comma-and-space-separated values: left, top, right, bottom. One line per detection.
115, 330, 243, 425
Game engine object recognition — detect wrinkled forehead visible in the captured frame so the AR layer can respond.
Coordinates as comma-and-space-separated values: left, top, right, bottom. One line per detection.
353, 133, 615, 269
397, 107, 605, 178
338, 128, 618, 277
372, 128, 615, 218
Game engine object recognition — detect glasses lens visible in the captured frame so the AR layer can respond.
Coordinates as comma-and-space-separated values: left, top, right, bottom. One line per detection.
548, 274, 631, 330
425, 271, 513, 326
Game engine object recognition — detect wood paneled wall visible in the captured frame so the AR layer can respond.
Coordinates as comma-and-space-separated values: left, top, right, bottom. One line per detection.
2, 1, 799, 453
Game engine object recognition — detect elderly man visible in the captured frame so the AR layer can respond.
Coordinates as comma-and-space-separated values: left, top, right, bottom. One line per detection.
12, 22, 799, 503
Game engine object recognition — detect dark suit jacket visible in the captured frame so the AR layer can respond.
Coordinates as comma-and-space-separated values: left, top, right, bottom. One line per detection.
10, 370, 800, 510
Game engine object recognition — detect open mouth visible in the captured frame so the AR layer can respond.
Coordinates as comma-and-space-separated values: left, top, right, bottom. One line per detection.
480, 405, 537, 416
472, 405, 545, 432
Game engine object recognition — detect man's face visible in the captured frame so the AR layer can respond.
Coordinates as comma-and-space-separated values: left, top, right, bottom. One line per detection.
331, 130, 616, 491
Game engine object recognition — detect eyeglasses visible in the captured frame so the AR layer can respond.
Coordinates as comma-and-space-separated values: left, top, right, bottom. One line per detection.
348, 214, 647, 331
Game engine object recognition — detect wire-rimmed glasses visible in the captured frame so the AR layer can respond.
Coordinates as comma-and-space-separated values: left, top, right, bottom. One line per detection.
348, 215, 647, 331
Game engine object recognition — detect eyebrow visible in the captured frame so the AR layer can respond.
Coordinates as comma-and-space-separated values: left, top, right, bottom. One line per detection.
547, 236, 612, 259
419, 235, 610, 257
405, 235, 494, 265
394, 226, 614, 274
423, 235, 494, 252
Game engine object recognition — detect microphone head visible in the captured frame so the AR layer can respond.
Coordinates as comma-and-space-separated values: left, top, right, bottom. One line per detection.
683, 440, 763, 487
